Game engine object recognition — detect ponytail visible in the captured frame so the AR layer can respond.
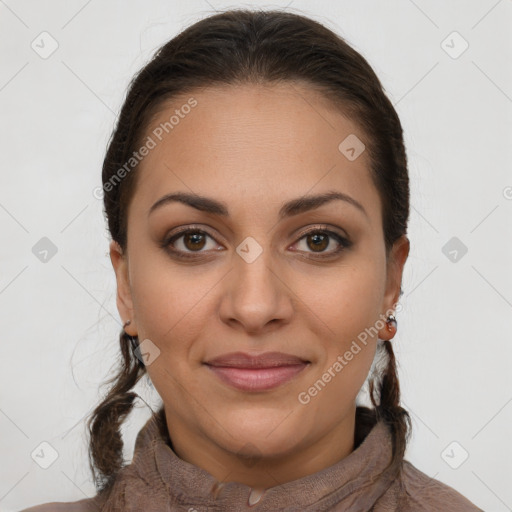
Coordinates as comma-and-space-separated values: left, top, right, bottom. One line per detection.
367, 339, 411, 468
86, 331, 146, 493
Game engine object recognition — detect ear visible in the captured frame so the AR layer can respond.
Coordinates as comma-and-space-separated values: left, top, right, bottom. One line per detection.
380, 234, 409, 323
109, 240, 137, 336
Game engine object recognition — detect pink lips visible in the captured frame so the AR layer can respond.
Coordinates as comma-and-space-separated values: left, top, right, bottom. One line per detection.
204, 352, 309, 392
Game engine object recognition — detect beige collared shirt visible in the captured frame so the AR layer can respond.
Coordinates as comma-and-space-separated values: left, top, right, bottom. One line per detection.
20, 407, 483, 511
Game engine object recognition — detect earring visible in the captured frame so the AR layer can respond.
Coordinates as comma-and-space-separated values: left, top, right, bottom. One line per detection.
123, 320, 145, 368
385, 314, 397, 339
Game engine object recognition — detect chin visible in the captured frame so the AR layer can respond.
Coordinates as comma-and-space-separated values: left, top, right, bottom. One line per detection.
231, 431, 300, 460
214, 408, 308, 457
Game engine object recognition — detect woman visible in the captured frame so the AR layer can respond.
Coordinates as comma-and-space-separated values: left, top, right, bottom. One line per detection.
21, 8, 482, 512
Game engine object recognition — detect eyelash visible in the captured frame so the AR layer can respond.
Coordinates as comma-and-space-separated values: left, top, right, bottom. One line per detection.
161, 224, 352, 261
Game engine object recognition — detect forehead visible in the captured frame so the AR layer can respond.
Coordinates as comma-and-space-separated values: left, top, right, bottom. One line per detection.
129, 82, 381, 224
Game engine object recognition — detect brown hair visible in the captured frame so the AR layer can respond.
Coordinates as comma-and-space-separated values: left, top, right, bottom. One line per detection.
88, 8, 411, 494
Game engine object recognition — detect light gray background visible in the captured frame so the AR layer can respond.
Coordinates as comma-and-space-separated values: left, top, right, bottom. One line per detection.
1, 1, 511, 511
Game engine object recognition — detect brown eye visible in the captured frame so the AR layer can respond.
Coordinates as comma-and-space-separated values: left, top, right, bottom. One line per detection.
293, 228, 351, 258
163, 228, 219, 258
306, 232, 329, 252
182, 232, 207, 251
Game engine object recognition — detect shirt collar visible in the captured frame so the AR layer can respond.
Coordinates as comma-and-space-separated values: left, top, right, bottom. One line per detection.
116, 406, 399, 512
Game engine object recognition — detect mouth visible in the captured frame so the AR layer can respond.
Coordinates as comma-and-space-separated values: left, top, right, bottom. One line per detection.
203, 351, 310, 392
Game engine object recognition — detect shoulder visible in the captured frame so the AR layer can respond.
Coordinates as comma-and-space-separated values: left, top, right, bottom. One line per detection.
18, 496, 103, 512
394, 460, 483, 511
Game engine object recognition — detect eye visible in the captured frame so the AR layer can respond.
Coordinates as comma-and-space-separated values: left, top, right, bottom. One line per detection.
161, 224, 351, 260
162, 227, 220, 258
292, 227, 351, 258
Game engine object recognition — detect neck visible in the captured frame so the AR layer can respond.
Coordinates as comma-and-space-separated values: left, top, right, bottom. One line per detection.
163, 406, 357, 488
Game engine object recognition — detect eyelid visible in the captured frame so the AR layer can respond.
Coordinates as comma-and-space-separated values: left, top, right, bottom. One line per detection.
294, 223, 349, 242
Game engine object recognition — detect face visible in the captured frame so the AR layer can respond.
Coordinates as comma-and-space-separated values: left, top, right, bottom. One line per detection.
110, 81, 409, 481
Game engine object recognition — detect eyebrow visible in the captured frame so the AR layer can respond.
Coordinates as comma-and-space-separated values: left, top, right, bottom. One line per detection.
148, 190, 368, 220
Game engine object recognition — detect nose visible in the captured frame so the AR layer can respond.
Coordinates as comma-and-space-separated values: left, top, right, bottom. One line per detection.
218, 244, 294, 334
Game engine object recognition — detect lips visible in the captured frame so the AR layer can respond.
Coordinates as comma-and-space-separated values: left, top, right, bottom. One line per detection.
204, 352, 310, 391
205, 351, 310, 367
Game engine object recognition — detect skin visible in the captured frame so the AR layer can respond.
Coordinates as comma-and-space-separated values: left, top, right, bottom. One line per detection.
109, 81, 409, 489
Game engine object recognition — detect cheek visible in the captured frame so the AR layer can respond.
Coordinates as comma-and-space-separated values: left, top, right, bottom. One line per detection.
294, 262, 383, 395
296, 267, 382, 416
296, 261, 384, 343
129, 251, 219, 351
129, 263, 213, 401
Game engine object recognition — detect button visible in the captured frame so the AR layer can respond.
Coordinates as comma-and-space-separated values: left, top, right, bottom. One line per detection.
210, 481, 225, 499
248, 488, 265, 506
